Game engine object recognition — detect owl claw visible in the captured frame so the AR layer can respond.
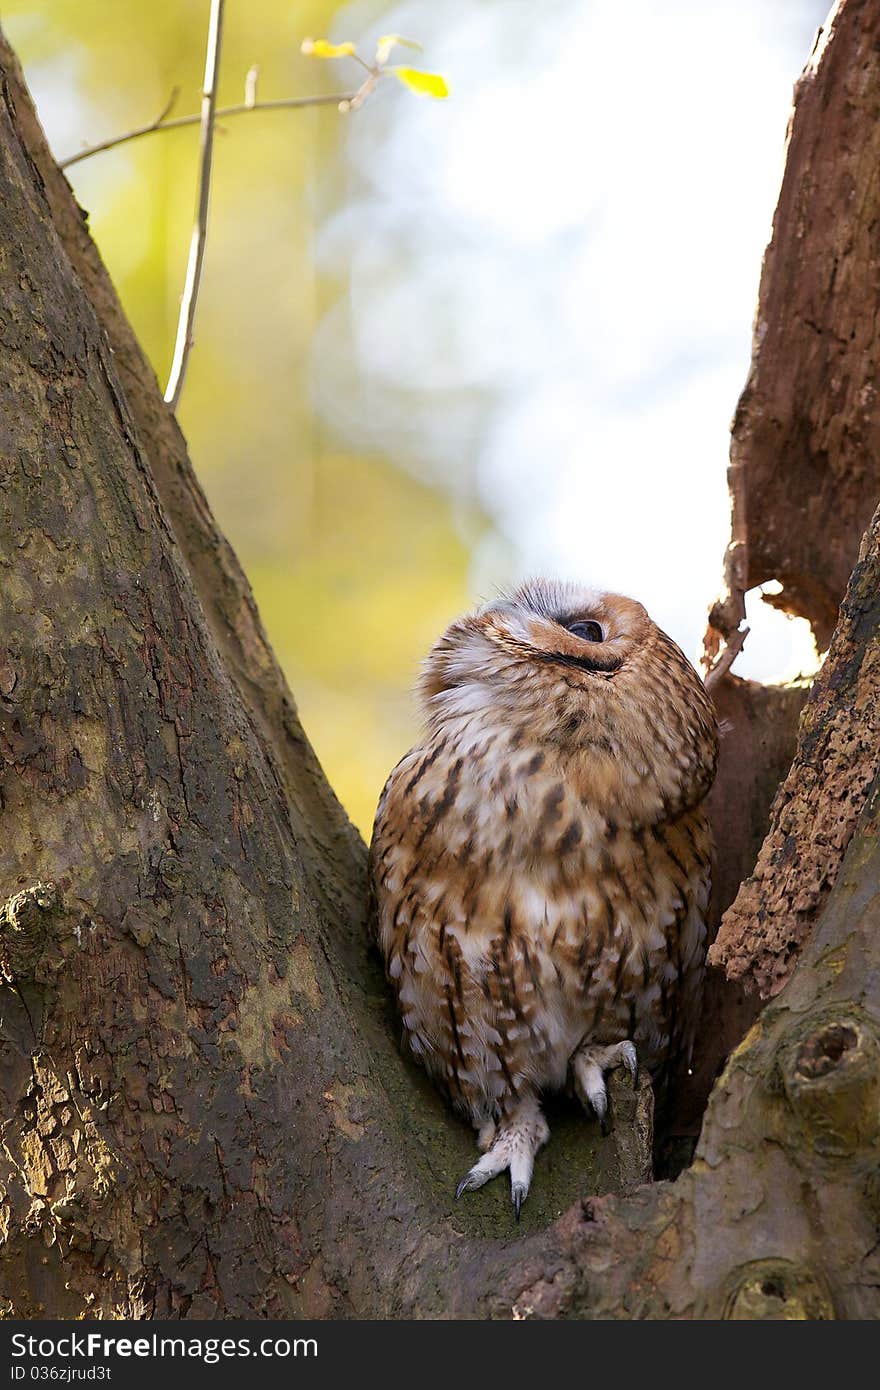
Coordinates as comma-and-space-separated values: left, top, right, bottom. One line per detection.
620, 1041, 639, 1086
455, 1170, 486, 1199
455, 1098, 550, 1216
591, 1086, 608, 1126
572, 1039, 639, 1130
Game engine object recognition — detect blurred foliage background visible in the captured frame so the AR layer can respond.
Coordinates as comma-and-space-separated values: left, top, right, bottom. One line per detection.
5, 0, 828, 836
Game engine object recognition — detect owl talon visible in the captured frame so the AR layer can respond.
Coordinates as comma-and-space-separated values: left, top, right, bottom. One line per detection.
455, 1171, 485, 1199
455, 1098, 549, 1215
572, 1039, 639, 1129
620, 1041, 639, 1085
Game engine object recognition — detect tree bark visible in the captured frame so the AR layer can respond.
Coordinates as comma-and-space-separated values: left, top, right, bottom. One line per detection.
0, 0, 877, 1321
710, 510, 879, 997
709, 0, 880, 653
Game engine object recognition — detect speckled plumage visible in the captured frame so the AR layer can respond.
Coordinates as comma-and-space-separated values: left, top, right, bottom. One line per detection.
369, 580, 718, 1212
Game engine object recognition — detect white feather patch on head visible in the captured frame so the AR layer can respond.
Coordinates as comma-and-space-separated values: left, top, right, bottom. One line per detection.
485, 578, 607, 624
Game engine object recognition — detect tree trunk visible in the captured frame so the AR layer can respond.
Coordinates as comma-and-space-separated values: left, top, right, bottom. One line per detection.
709, 0, 880, 653
0, 0, 877, 1320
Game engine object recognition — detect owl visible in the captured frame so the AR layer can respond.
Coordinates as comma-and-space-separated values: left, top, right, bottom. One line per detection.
369, 580, 718, 1216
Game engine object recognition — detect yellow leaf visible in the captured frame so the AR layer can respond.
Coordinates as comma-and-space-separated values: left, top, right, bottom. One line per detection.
392, 68, 449, 99
301, 38, 356, 59
376, 34, 423, 66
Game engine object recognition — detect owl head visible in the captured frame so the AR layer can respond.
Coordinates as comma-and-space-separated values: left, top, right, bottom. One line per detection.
419, 578, 718, 818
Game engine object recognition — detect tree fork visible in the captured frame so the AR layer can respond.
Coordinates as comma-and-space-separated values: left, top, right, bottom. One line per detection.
0, 0, 877, 1318
0, 25, 659, 1319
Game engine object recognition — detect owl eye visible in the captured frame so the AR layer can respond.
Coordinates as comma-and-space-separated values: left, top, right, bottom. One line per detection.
567, 620, 604, 643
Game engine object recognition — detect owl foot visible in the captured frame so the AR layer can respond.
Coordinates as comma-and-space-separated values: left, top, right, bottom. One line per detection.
455, 1098, 550, 1219
572, 1039, 638, 1131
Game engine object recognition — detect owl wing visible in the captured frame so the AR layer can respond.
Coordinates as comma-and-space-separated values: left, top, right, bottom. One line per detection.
369, 746, 506, 1119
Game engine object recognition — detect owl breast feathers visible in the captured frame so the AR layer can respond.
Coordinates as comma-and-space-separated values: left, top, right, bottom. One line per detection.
369, 580, 718, 1215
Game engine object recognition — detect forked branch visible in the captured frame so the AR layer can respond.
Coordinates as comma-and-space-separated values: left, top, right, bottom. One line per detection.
704, 624, 750, 693
59, 90, 356, 171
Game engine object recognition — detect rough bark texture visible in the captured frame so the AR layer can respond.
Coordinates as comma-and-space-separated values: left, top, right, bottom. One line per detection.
710, 506, 879, 997
710, 0, 880, 652
0, 0, 878, 1321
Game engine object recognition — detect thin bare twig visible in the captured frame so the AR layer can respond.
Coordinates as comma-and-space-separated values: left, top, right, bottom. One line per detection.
704, 625, 750, 693
156, 85, 181, 127
59, 89, 357, 170
164, 0, 225, 411
339, 72, 381, 114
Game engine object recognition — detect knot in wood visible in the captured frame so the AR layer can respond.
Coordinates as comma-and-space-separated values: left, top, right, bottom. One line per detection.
722, 1259, 834, 1320
794, 1021, 858, 1080
0, 882, 63, 982
780, 1012, 880, 1160
0, 882, 58, 933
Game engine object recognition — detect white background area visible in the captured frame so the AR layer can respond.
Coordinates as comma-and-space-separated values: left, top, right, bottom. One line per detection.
316, 0, 831, 678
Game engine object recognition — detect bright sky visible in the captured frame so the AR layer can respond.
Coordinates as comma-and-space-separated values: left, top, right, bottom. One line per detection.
318, 0, 831, 679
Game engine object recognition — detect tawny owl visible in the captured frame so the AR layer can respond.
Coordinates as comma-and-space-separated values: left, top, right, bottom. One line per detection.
369, 580, 718, 1216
